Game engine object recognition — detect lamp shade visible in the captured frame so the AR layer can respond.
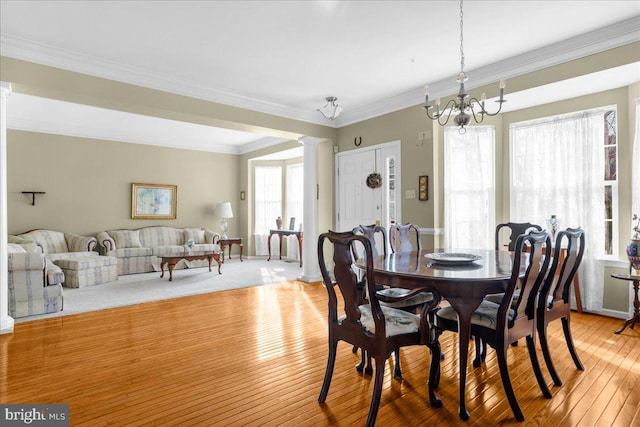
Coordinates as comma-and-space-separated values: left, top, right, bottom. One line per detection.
216, 202, 233, 218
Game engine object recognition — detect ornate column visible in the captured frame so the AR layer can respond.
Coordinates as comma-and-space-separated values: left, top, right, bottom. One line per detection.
297, 136, 322, 283
0, 82, 14, 334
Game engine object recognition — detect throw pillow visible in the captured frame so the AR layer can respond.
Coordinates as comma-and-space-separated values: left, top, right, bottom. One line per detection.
111, 230, 142, 249
184, 228, 205, 244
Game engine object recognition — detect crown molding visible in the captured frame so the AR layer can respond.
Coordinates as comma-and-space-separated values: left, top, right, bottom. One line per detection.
2, 16, 639, 128
8, 115, 247, 154
336, 16, 640, 126
0, 33, 333, 127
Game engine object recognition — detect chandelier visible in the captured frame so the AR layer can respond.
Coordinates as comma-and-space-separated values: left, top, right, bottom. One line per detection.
317, 96, 343, 121
423, 0, 506, 134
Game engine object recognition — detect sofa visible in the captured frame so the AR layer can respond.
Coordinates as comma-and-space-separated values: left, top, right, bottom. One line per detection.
16, 229, 118, 288
7, 240, 63, 318
97, 226, 221, 275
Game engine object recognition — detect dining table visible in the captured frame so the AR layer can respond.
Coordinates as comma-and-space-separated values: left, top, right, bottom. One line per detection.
356, 248, 527, 420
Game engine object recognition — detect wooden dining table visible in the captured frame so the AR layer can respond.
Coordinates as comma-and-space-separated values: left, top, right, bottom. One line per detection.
356, 248, 527, 420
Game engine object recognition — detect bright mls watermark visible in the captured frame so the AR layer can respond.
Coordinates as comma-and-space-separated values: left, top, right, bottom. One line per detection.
1, 404, 69, 426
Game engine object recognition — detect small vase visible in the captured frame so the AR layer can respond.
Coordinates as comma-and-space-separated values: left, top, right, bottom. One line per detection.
627, 239, 640, 276
276, 216, 282, 230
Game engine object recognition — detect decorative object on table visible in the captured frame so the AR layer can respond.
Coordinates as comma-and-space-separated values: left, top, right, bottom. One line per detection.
317, 96, 343, 121
276, 216, 282, 230
627, 213, 640, 276
546, 215, 560, 240
131, 183, 177, 219
216, 201, 233, 239
419, 175, 428, 201
422, 0, 506, 134
289, 217, 295, 230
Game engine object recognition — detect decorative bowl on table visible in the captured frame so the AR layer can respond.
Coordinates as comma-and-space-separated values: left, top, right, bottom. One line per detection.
425, 252, 482, 266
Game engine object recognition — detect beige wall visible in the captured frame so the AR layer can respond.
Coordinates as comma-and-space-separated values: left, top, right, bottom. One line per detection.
7, 130, 239, 237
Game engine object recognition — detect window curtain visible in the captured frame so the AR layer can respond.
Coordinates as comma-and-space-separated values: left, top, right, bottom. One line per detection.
444, 126, 495, 249
510, 107, 607, 312
285, 163, 304, 260
631, 99, 640, 315
254, 166, 282, 256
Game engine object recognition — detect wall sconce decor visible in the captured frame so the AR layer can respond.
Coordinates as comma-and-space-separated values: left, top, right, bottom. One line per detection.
419, 176, 428, 201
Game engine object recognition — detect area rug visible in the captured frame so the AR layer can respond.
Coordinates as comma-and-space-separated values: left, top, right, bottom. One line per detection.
16, 258, 303, 322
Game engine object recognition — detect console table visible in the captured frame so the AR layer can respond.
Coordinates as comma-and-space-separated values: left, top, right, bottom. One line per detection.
611, 274, 640, 334
220, 237, 243, 263
267, 229, 303, 267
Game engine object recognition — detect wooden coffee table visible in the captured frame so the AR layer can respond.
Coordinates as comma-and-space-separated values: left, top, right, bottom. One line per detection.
159, 251, 222, 281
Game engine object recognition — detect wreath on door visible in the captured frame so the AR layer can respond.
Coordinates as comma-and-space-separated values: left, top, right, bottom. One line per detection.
366, 172, 382, 189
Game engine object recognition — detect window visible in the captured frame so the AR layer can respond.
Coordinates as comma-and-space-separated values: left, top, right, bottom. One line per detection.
604, 110, 618, 255
254, 165, 282, 235
387, 156, 396, 225
510, 106, 612, 312
286, 163, 303, 230
444, 126, 495, 249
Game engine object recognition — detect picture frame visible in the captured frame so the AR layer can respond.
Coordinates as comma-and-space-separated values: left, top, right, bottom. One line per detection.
289, 217, 296, 230
418, 175, 428, 201
131, 183, 177, 219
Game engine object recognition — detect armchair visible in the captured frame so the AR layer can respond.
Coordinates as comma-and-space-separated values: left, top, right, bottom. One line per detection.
7, 242, 63, 318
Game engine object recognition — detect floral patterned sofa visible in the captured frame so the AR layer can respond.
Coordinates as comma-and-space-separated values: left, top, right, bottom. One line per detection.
15, 229, 118, 288
7, 238, 63, 317
97, 226, 221, 275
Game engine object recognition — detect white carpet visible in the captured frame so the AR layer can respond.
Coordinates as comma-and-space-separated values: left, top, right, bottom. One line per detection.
16, 257, 303, 323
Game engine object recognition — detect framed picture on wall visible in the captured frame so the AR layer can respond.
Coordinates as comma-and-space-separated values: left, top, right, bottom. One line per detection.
419, 176, 428, 201
131, 183, 177, 219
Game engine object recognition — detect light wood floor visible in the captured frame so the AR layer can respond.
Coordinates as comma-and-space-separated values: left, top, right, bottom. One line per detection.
1, 280, 639, 426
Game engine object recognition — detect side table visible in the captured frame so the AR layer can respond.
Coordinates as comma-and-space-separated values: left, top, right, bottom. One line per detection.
611, 274, 640, 334
219, 238, 243, 263
267, 229, 303, 267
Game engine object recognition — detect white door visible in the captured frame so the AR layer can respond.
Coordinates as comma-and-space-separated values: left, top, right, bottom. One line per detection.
336, 141, 401, 254
337, 148, 383, 233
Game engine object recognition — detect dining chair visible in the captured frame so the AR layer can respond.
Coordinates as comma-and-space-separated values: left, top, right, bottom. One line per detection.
433, 229, 553, 421
389, 223, 421, 253
353, 224, 435, 378
537, 227, 585, 387
495, 222, 543, 251
317, 230, 441, 427
483, 221, 543, 354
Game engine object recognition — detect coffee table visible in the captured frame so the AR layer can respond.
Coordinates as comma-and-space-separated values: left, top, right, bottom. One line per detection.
159, 250, 222, 281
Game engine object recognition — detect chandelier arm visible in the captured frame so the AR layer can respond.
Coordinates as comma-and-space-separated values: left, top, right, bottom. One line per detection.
424, 99, 459, 124
468, 103, 486, 124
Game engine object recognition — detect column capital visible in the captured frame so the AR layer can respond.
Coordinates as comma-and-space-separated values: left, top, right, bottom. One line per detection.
0, 82, 12, 97
298, 136, 324, 146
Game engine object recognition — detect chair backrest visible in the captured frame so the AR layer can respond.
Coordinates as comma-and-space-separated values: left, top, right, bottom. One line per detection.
495, 222, 543, 251
502, 229, 552, 328
389, 223, 421, 253
318, 230, 386, 340
539, 227, 585, 309
352, 224, 388, 259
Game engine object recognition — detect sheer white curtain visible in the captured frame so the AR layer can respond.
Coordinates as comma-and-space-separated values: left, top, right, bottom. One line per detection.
254, 166, 282, 256
633, 99, 640, 228
632, 99, 640, 315
285, 163, 303, 260
444, 126, 495, 249
510, 107, 607, 312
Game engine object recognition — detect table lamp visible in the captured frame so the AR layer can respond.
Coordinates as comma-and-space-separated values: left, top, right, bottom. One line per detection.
216, 201, 233, 239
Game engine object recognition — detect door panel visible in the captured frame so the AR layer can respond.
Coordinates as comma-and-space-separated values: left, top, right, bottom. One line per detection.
338, 149, 382, 234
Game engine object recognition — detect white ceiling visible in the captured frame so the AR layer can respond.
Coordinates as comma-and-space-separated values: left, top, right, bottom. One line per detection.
1, 1, 639, 155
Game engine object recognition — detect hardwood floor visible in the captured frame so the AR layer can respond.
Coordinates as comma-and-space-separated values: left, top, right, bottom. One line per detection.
1, 280, 639, 426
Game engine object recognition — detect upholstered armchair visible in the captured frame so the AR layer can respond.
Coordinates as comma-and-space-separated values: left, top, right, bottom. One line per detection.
7, 241, 63, 318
